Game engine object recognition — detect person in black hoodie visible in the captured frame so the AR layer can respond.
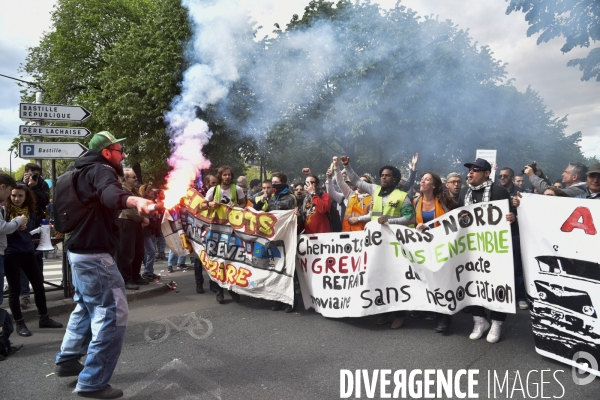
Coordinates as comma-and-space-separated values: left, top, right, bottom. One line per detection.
54, 131, 154, 399
4, 183, 63, 337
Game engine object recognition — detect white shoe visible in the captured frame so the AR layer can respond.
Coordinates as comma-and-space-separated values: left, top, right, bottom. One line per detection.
469, 316, 491, 340
518, 301, 528, 310
487, 320, 503, 343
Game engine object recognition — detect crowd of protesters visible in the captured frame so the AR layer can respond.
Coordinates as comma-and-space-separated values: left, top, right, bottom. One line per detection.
192, 155, 600, 339
1, 133, 599, 397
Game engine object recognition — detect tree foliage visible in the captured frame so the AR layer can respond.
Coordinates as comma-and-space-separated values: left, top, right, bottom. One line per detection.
19, 0, 591, 187
506, 0, 600, 82
217, 0, 587, 182
19, 0, 249, 185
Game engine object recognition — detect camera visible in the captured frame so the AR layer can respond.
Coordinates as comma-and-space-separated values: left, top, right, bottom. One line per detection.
30, 173, 39, 181
522, 162, 537, 175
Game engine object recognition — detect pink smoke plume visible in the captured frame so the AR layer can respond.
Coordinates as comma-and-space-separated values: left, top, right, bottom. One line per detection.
163, 118, 212, 208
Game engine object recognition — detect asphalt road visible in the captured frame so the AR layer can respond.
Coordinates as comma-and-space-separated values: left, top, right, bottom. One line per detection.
2, 265, 599, 400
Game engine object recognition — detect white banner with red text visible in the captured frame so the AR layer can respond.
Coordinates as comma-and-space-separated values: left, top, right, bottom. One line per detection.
519, 194, 600, 377
297, 200, 515, 318
162, 189, 297, 305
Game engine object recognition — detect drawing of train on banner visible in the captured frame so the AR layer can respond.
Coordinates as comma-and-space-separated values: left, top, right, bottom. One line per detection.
182, 212, 291, 277
527, 255, 600, 376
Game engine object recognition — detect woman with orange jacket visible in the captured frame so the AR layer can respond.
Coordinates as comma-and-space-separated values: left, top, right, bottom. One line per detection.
414, 172, 457, 333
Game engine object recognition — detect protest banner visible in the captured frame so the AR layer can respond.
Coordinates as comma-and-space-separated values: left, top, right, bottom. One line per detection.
162, 189, 297, 305
297, 200, 515, 318
519, 194, 600, 377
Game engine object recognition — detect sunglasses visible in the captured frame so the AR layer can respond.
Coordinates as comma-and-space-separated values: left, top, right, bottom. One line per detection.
499, 174, 511, 178
107, 148, 125, 155
469, 167, 484, 173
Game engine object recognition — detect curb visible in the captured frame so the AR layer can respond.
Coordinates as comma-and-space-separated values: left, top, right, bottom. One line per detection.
12, 283, 171, 323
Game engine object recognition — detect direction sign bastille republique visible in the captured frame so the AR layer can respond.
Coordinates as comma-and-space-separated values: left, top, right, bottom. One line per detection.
19, 125, 92, 138
18, 142, 88, 159
19, 103, 91, 123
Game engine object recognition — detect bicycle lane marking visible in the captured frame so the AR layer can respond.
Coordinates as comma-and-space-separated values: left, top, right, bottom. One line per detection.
144, 312, 213, 343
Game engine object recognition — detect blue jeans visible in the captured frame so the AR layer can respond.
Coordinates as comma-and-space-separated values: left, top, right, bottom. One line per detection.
167, 251, 186, 266
56, 252, 128, 392
142, 235, 156, 275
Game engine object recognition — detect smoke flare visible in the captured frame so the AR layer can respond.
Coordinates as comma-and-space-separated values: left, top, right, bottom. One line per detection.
163, 0, 253, 208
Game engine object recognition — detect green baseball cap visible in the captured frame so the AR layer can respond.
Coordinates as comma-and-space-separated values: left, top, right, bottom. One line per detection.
88, 131, 126, 152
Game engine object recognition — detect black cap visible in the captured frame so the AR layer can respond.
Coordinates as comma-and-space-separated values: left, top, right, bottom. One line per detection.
464, 158, 492, 171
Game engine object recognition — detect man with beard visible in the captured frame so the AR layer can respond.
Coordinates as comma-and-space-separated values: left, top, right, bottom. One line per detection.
458, 158, 515, 343
445, 172, 462, 202
54, 131, 154, 399
341, 156, 415, 330
202, 166, 246, 304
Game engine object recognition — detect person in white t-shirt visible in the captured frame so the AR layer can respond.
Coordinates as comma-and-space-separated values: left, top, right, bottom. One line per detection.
202, 166, 246, 304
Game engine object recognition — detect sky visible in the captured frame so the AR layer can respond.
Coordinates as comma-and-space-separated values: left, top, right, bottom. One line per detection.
1, 0, 598, 173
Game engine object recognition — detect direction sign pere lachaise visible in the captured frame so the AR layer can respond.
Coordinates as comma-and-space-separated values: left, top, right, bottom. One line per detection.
19, 103, 91, 123
19, 142, 88, 159
19, 125, 92, 139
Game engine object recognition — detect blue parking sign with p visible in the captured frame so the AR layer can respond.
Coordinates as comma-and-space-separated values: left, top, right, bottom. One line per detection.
22, 144, 35, 155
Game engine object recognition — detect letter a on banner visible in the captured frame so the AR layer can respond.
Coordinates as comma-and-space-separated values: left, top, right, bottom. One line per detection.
560, 207, 597, 235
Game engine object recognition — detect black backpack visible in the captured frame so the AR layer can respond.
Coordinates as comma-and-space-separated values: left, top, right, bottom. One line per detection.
53, 168, 91, 233
0, 309, 20, 361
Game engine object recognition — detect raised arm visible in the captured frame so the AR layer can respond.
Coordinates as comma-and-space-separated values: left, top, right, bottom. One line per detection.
344, 162, 377, 196
335, 168, 353, 199
325, 168, 345, 204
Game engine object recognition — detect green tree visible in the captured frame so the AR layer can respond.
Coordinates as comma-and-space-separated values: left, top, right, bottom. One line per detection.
19, 0, 248, 186
506, 0, 600, 82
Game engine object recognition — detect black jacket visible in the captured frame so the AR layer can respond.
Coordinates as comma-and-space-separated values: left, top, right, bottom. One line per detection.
66, 151, 132, 254
5, 211, 39, 254
458, 181, 517, 235
254, 186, 297, 212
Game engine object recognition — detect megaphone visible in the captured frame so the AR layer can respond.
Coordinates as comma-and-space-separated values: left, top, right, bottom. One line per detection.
32, 219, 54, 251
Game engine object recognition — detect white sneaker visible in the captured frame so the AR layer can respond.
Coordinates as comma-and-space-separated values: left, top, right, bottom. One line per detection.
469, 316, 491, 340
518, 301, 528, 310
487, 320, 503, 343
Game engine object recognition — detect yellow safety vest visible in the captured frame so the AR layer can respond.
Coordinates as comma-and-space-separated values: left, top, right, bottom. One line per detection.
371, 187, 408, 221
254, 194, 269, 211
214, 185, 237, 204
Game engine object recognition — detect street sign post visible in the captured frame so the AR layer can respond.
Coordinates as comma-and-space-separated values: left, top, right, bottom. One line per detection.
18, 142, 88, 159
19, 103, 91, 123
19, 125, 92, 139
